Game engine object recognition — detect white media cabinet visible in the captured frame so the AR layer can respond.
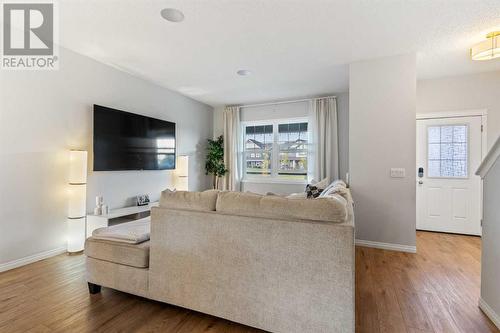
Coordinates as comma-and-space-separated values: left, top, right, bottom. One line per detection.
86, 202, 158, 238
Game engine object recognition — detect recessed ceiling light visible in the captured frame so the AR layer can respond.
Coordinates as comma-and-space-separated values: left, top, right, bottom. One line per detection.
160, 8, 184, 23
237, 69, 252, 76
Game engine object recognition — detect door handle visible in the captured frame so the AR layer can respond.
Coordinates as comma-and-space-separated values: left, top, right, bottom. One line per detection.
418, 180, 423, 185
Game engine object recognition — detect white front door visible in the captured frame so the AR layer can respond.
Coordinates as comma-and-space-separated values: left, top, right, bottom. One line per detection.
416, 116, 484, 235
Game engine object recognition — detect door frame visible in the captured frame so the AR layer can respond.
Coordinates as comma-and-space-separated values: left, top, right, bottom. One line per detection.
416, 109, 488, 235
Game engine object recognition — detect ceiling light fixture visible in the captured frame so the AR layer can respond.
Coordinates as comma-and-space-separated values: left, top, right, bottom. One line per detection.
160, 8, 184, 23
471, 31, 500, 61
237, 69, 252, 76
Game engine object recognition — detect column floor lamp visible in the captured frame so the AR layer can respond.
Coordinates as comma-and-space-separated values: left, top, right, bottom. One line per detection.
68, 150, 87, 253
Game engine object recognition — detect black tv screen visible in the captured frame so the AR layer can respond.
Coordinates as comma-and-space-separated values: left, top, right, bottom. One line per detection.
93, 105, 176, 171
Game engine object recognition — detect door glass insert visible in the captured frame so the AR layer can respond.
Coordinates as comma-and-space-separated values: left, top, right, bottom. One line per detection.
428, 125, 468, 178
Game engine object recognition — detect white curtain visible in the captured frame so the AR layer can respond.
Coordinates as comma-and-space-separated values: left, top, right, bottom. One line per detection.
223, 106, 242, 191
308, 97, 339, 183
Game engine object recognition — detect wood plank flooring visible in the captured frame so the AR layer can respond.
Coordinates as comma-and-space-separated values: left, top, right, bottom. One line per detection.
356, 231, 498, 333
0, 231, 498, 332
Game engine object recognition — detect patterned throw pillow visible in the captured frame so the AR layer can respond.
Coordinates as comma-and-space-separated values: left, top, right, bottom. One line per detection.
306, 184, 324, 198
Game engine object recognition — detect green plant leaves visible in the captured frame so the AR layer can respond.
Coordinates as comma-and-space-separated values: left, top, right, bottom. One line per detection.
205, 135, 228, 178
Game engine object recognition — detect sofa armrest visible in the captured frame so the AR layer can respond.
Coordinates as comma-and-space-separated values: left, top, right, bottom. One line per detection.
149, 207, 355, 333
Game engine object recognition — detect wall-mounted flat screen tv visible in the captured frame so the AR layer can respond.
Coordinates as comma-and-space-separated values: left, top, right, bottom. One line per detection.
93, 105, 176, 171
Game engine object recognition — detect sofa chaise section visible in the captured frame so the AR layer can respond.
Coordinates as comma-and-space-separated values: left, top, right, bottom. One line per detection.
85, 238, 150, 297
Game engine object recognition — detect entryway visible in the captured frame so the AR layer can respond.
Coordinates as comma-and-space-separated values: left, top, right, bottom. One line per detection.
416, 111, 487, 235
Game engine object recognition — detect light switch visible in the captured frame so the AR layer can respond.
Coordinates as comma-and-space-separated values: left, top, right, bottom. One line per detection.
390, 168, 406, 178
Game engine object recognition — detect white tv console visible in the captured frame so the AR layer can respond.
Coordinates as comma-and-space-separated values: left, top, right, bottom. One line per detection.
86, 202, 158, 238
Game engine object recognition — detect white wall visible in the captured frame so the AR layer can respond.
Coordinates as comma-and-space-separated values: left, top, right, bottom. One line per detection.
349, 54, 417, 247
213, 93, 349, 195
240, 100, 310, 122
0, 47, 213, 265
213, 106, 225, 139
337, 92, 349, 182
418, 70, 500, 149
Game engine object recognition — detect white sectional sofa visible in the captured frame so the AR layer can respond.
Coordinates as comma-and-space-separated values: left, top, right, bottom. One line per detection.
85, 187, 355, 333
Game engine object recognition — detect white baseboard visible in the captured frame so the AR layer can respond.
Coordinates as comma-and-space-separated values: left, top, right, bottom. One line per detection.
479, 298, 500, 329
355, 239, 417, 253
0, 246, 67, 273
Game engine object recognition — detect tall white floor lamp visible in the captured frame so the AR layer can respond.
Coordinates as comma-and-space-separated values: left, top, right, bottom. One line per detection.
176, 155, 189, 191
67, 150, 87, 253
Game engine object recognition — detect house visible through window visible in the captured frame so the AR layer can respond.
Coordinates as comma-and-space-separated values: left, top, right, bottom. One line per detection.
243, 119, 308, 181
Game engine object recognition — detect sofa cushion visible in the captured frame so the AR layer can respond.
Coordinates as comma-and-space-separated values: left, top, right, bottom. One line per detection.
286, 192, 307, 199
160, 189, 218, 211
216, 191, 347, 222
85, 238, 150, 268
92, 217, 150, 244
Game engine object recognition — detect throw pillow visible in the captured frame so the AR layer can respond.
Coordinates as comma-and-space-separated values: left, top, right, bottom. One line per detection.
321, 184, 350, 201
306, 184, 324, 198
310, 177, 330, 189
319, 179, 347, 197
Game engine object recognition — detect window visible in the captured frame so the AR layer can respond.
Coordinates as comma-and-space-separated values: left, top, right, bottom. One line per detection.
243, 119, 308, 181
245, 124, 273, 176
278, 122, 308, 178
427, 125, 468, 178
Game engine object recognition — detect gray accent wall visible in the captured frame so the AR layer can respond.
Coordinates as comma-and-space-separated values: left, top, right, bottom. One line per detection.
349, 54, 417, 247
0, 47, 213, 265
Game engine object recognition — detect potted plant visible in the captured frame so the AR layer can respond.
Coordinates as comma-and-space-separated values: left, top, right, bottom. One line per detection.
205, 135, 228, 189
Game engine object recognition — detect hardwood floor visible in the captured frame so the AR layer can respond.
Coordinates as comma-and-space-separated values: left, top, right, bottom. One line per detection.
0, 231, 498, 332
356, 231, 498, 333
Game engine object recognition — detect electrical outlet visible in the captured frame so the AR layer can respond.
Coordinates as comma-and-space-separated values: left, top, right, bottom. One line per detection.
390, 168, 406, 178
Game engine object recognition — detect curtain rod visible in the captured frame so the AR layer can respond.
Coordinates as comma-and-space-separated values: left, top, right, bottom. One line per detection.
238, 95, 337, 109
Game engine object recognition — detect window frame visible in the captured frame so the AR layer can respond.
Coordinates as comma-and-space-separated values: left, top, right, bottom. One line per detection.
241, 117, 309, 184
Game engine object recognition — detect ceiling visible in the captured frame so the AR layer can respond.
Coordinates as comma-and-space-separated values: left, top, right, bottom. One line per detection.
58, 0, 500, 106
